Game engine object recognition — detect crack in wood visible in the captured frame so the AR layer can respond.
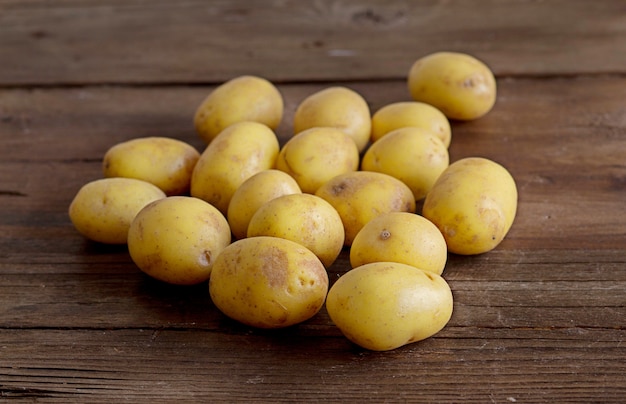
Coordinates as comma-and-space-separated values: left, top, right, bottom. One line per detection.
0, 190, 27, 197
0, 386, 82, 398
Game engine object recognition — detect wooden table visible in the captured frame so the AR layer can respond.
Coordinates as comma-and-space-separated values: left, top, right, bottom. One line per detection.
1, 1, 625, 402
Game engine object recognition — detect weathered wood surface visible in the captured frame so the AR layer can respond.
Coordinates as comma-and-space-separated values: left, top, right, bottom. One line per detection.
0, 0, 625, 85
1, 0, 626, 402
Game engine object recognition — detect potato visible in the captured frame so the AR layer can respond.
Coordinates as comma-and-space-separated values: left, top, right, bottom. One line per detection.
361, 127, 449, 201
371, 101, 451, 148
227, 169, 302, 240
194, 75, 284, 144
190, 121, 279, 214
315, 171, 416, 246
247, 193, 344, 267
209, 236, 329, 328
293, 86, 371, 152
127, 196, 232, 285
350, 212, 447, 275
326, 262, 453, 351
422, 157, 517, 255
68, 177, 166, 244
408, 52, 497, 121
275, 127, 360, 194
102, 136, 200, 196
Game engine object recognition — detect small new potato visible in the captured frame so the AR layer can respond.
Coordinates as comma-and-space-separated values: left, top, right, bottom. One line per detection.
422, 157, 518, 255
247, 193, 344, 267
315, 171, 416, 246
408, 52, 497, 121
361, 127, 449, 201
371, 101, 451, 148
68, 177, 166, 244
350, 212, 448, 275
275, 127, 360, 194
190, 121, 280, 214
103, 136, 200, 195
293, 86, 371, 152
194, 75, 284, 144
227, 169, 302, 240
326, 262, 453, 351
127, 196, 232, 285
209, 236, 329, 328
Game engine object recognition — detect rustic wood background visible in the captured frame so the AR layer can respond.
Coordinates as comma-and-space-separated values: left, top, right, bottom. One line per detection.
1, 0, 625, 402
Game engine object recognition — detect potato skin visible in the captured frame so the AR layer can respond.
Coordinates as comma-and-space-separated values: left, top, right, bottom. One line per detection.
102, 136, 200, 196
293, 86, 371, 152
190, 121, 279, 214
275, 127, 360, 194
209, 236, 329, 328
408, 52, 497, 121
361, 127, 449, 201
227, 169, 302, 240
326, 262, 453, 351
68, 177, 166, 244
371, 101, 451, 148
247, 193, 345, 268
422, 157, 517, 255
127, 196, 232, 285
194, 75, 283, 144
350, 212, 447, 275
315, 171, 416, 246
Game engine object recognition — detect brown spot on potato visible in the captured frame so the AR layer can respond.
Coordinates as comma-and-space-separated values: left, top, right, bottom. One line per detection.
331, 180, 350, 195
134, 221, 145, 241
298, 257, 328, 289
462, 77, 475, 88
443, 225, 456, 238
260, 246, 288, 288
379, 229, 391, 240
211, 137, 231, 153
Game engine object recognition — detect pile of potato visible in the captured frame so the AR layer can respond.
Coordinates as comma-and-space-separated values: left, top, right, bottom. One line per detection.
69, 51, 518, 351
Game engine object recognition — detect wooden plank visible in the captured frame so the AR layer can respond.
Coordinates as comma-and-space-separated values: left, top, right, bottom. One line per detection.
1, 250, 625, 329
0, 0, 625, 85
1, 328, 625, 402
2, 76, 625, 163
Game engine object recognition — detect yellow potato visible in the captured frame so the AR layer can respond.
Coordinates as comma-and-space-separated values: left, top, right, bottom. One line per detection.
350, 212, 447, 275
315, 171, 416, 246
247, 193, 344, 267
127, 196, 232, 285
371, 101, 451, 147
361, 127, 449, 201
326, 262, 453, 351
275, 127, 360, 194
422, 157, 518, 255
293, 86, 371, 152
190, 121, 279, 214
408, 52, 497, 121
194, 75, 284, 144
227, 169, 302, 240
209, 236, 329, 328
102, 136, 200, 196
68, 177, 166, 244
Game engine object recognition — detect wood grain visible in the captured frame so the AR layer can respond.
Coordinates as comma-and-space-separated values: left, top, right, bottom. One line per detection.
0, 0, 625, 85
1, 327, 625, 402
1, 0, 626, 402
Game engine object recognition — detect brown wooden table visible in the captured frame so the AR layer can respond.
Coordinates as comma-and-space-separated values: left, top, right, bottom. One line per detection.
1, 1, 625, 402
